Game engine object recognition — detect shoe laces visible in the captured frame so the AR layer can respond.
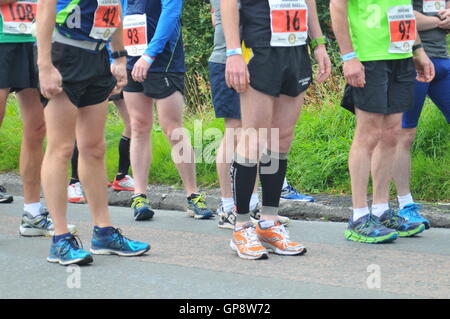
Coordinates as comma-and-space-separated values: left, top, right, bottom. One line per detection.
191, 193, 207, 209
59, 235, 83, 257
271, 223, 291, 244
239, 224, 261, 248
110, 227, 128, 247
402, 203, 422, 218
285, 184, 298, 195
132, 195, 148, 209
120, 176, 134, 187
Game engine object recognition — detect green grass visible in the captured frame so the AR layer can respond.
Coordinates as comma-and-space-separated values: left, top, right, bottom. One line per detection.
1, 88, 449, 202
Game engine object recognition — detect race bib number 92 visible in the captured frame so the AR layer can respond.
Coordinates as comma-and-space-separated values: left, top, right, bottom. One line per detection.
0, 0, 37, 34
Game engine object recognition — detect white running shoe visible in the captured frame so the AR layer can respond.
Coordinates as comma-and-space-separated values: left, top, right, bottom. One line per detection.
68, 182, 85, 203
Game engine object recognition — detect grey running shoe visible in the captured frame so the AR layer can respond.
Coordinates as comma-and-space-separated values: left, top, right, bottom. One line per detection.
0, 185, 13, 204
217, 203, 236, 229
19, 206, 77, 237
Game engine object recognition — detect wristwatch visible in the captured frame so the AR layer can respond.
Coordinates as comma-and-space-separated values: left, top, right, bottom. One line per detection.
412, 44, 423, 51
111, 50, 128, 59
310, 37, 327, 50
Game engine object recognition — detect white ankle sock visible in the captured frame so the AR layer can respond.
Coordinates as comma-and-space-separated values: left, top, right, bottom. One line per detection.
398, 193, 414, 210
221, 197, 234, 212
353, 207, 370, 221
372, 203, 389, 217
249, 193, 259, 211
24, 202, 42, 217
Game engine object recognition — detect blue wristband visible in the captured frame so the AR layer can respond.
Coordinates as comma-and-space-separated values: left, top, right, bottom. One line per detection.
142, 55, 154, 64
226, 48, 242, 57
341, 52, 357, 62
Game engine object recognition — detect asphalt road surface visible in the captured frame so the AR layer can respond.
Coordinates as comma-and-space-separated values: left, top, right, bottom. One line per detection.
1, 197, 449, 299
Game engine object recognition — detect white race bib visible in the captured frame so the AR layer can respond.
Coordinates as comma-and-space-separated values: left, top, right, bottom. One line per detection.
0, 0, 37, 34
89, 0, 120, 41
387, 5, 416, 54
423, 0, 446, 13
123, 14, 147, 56
269, 0, 308, 47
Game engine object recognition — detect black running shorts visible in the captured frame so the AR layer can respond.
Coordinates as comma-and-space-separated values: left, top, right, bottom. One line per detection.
38, 42, 116, 108
244, 44, 312, 97
124, 70, 185, 99
341, 58, 416, 115
0, 42, 38, 92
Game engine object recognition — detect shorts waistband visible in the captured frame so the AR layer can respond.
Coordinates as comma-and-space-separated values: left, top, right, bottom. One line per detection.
52, 31, 106, 52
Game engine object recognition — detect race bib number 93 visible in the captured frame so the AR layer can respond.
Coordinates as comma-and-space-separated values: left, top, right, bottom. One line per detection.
123, 14, 147, 56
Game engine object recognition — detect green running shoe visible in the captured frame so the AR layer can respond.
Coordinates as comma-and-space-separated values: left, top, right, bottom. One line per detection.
379, 209, 425, 237
344, 213, 398, 244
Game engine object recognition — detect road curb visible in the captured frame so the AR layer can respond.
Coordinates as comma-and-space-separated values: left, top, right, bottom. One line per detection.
1, 172, 449, 228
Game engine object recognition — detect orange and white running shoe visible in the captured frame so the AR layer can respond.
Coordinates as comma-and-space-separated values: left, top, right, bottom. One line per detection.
256, 220, 306, 256
230, 222, 268, 260
112, 175, 135, 191
67, 182, 85, 203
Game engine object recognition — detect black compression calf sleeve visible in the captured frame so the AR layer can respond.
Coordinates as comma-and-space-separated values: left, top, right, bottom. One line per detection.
117, 135, 131, 179
230, 154, 258, 219
259, 150, 288, 211
70, 143, 79, 183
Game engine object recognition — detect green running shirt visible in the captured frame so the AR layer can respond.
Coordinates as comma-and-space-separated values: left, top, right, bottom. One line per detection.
348, 0, 415, 61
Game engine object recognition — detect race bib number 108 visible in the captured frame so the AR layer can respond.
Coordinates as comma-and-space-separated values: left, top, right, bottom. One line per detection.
0, 0, 37, 34
387, 5, 416, 54
269, 0, 308, 47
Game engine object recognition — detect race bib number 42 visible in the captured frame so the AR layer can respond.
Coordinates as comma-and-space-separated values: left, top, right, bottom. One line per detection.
387, 5, 416, 54
123, 14, 147, 56
0, 0, 37, 34
90, 0, 120, 41
423, 0, 446, 13
269, 0, 308, 47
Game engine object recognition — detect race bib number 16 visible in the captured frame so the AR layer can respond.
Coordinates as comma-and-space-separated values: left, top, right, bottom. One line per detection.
269, 0, 308, 47
0, 0, 37, 34
387, 5, 416, 54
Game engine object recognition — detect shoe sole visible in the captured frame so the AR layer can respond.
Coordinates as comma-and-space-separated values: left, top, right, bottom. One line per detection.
47, 254, 93, 266
112, 186, 135, 191
398, 224, 426, 237
0, 197, 13, 204
187, 209, 213, 219
90, 246, 150, 257
134, 210, 154, 221
19, 225, 78, 237
344, 229, 398, 244
229, 240, 268, 260
280, 198, 314, 202
68, 198, 85, 204
218, 222, 234, 230
261, 242, 307, 256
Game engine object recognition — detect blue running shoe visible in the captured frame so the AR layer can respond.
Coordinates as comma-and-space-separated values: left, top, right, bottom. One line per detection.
398, 203, 430, 229
47, 235, 93, 266
187, 193, 214, 219
344, 213, 398, 244
90, 227, 150, 256
379, 209, 425, 237
280, 185, 315, 202
131, 194, 155, 221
